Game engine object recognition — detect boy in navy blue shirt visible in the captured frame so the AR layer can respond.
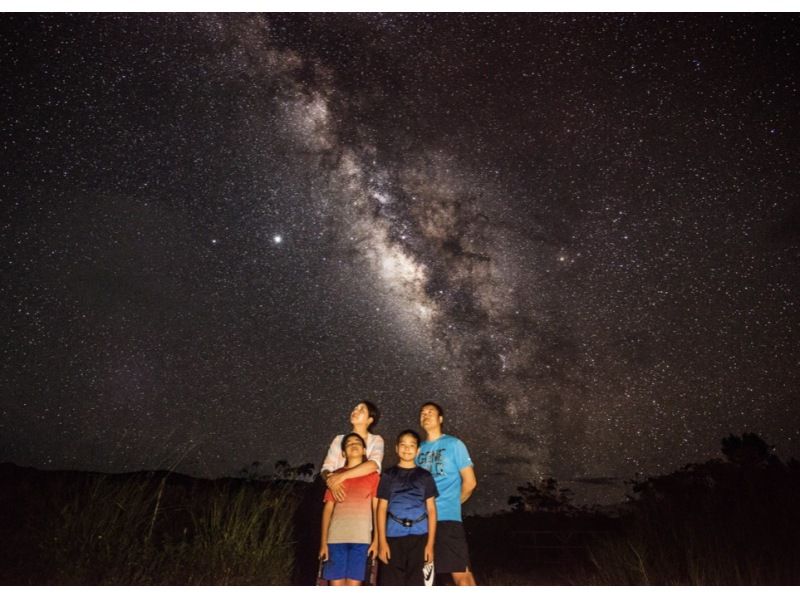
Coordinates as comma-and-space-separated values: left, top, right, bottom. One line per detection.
376, 429, 438, 585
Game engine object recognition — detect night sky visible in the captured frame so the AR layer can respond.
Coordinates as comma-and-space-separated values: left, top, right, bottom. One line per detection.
2, 13, 799, 512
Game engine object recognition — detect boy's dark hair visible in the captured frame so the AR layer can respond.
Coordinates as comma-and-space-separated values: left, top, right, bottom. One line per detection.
363, 400, 380, 431
341, 432, 367, 453
396, 429, 421, 446
420, 401, 444, 419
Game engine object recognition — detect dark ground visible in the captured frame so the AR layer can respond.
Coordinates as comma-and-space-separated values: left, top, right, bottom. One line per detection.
0, 462, 615, 585
5, 444, 799, 585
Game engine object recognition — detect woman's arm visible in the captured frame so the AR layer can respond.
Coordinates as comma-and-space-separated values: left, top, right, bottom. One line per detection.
325, 435, 384, 500
327, 459, 378, 484
320, 435, 342, 477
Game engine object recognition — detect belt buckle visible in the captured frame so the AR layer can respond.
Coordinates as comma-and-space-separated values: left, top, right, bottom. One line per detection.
402, 519, 412, 527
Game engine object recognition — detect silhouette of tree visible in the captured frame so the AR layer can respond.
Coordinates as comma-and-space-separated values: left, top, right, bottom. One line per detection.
238, 460, 316, 482
273, 460, 315, 481
238, 460, 267, 481
273, 460, 290, 478
508, 477, 576, 513
591, 433, 800, 584
721, 432, 774, 466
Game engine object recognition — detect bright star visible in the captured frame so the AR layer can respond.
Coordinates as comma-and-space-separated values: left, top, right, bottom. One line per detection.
273, 235, 283, 244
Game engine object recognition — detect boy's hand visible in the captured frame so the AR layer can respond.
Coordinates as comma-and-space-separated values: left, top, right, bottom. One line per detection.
424, 543, 434, 564
325, 473, 346, 502
368, 540, 378, 559
378, 542, 391, 564
318, 545, 329, 562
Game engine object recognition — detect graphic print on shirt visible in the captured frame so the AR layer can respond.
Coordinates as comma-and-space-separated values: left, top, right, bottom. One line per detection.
417, 447, 447, 477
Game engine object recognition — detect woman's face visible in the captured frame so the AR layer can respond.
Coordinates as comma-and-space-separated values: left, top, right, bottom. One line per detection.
349, 402, 372, 427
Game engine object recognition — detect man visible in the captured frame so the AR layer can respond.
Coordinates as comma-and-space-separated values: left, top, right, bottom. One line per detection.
415, 402, 477, 586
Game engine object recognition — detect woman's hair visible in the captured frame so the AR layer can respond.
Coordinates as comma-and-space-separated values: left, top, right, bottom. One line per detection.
362, 400, 380, 431
341, 432, 367, 453
396, 429, 421, 446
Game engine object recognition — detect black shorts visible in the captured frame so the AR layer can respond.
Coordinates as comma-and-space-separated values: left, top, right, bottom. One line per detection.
379, 534, 428, 586
434, 520, 471, 574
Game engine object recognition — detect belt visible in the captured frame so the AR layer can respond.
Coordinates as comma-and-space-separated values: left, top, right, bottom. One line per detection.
388, 511, 427, 527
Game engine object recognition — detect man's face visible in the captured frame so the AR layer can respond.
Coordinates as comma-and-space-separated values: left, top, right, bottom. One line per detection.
396, 434, 419, 462
350, 402, 373, 428
419, 404, 442, 431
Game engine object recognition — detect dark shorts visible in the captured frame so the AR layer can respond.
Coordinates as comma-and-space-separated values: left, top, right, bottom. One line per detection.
434, 520, 471, 574
379, 533, 428, 586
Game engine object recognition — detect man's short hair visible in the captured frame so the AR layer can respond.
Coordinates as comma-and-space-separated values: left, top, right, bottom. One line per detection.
363, 400, 380, 431
420, 401, 444, 419
396, 429, 421, 446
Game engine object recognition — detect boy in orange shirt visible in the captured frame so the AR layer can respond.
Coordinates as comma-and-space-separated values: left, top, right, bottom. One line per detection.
319, 433, 379, 585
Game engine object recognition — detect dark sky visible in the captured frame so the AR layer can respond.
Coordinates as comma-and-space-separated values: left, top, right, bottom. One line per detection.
2, 13, 799, 512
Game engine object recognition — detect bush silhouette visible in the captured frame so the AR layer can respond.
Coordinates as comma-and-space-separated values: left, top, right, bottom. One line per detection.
720, 432, 774, 466
508, 477, 576, 513
585, 432, 800, 584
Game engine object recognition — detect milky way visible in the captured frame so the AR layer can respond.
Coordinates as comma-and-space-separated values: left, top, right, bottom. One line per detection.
2, 14, 799, 511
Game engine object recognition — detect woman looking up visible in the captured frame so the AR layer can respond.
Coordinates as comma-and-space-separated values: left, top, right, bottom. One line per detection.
320, 401, 384, 501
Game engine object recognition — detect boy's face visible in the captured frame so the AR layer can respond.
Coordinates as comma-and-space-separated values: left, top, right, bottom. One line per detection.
343, 437, 366, 460
396, 434, 419, 462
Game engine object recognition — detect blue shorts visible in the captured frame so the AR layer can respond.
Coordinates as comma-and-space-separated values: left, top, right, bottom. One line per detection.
324, 543, 369, 581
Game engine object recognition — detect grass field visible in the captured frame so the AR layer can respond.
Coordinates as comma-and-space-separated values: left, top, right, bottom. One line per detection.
0, 465, 299, 584
2, 446, 799, 585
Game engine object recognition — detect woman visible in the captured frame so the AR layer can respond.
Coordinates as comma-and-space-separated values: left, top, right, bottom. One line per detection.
320, 401, 384, 501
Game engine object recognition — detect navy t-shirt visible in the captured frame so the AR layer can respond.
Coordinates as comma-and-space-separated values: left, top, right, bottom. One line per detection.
377, 465, 439, 538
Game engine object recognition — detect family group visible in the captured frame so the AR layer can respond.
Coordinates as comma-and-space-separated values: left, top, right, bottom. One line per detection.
318, 401, 477, 586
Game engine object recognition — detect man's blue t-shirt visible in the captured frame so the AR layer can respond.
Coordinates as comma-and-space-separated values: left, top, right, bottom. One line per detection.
416, 434, 473, 522
377, 465, 438, 537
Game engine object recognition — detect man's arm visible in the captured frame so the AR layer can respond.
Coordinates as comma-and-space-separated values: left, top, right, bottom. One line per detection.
459, 465, 477, 504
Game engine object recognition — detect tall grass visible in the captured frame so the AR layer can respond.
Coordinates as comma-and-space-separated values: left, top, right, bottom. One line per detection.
189, 483, 296, 584
32, 474, 299, 584
43, 475, 164, 584
582, 461, 800, 585
584, 514, 799, 585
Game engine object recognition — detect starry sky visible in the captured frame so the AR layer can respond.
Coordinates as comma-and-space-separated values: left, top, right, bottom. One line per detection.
2, 13, 799, 512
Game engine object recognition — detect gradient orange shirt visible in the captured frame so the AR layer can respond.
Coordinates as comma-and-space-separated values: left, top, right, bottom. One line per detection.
324, 469, 379, 544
